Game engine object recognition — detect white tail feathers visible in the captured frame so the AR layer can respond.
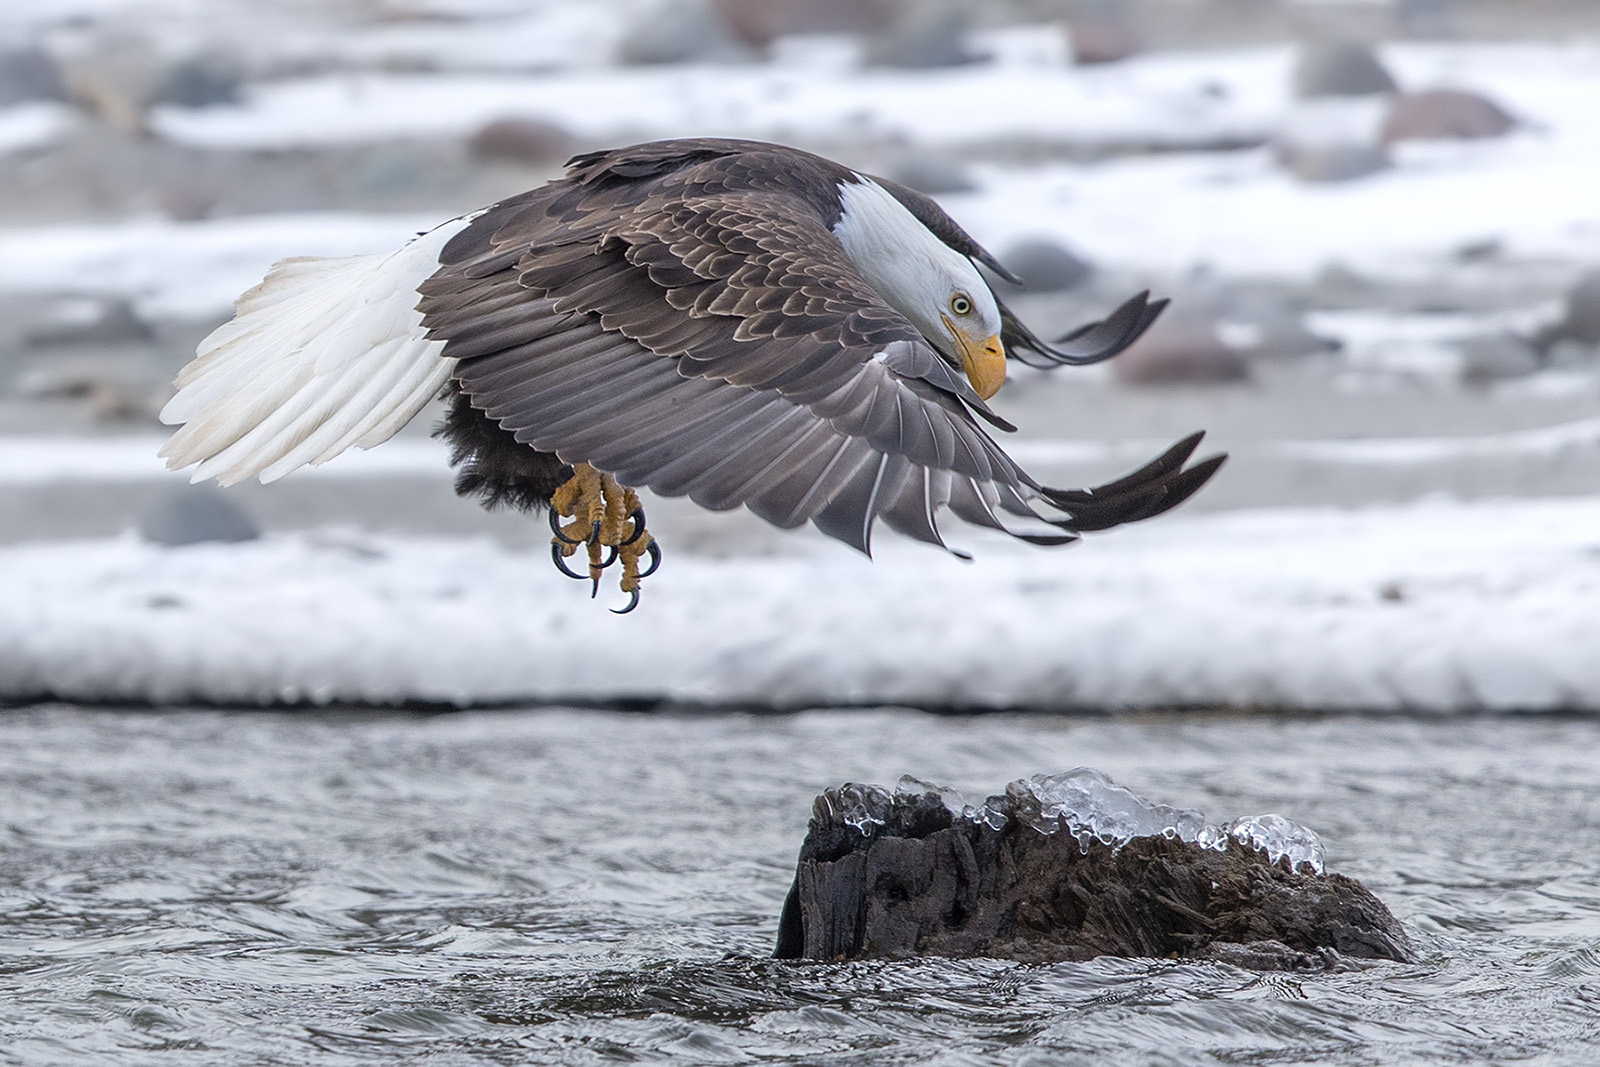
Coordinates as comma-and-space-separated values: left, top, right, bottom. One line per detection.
159, 216, 474, 486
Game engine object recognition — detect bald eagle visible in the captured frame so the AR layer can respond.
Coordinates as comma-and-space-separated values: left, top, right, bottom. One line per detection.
160, 138, 1223, 612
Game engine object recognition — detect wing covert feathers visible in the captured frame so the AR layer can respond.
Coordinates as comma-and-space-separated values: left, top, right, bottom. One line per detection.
419, 139, 1224, 554
158, 217, 472, 485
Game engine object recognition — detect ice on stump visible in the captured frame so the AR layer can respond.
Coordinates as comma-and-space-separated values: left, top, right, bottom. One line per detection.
824, 782, 895, 833
1225, 812, 1326, 875
872, 767, 1326, 874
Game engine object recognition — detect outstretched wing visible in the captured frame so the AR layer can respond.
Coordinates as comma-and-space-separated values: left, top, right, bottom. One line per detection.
420, 141, 1221, 554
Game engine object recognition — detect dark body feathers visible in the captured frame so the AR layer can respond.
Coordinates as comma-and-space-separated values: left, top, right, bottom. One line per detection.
423, 137, 1221, 554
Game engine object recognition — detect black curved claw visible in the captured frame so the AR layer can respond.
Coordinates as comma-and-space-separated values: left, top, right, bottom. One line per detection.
596, 543, 619, 569
549, 508, 584, 545
551, 542, 589, 580
636, 540, 662, 579
619, 506, 648, 546
610, 588, 642, 615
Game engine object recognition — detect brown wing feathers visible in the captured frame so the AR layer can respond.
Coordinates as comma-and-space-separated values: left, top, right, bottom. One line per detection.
419, 138, 1222, 554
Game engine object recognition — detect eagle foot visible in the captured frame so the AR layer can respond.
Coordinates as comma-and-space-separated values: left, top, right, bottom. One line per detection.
549, 462, 658, 613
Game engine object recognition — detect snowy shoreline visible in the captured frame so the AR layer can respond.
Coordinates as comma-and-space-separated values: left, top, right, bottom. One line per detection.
5, 494, 1597, 713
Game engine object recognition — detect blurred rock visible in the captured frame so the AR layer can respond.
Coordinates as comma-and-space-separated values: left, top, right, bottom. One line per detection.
15, 354, 166, 421
467, 117, 577, 164
0, 46, 69, 107
1111, 313, 1250, 386
23, 298, 154, 348
1222, 310, 1336, 361
864, 0, 976, 69
1308, 261, 1383, 307
1453, 236, 1501, 263
152, 57, 241, 109
993, 237, 1093, 294
1545, 339, 1599, 368
349, 143, 429, 197
1553, 270, 1600, 345
1293, 41, 1397, 98
1063, 9, 1142, 65
1381, 89, 1514, 143
1459, 333, 1539, 385
140, 484, 260, 546
57, 33, 170, 133
1396, 0, 1458, 38
617, 0, 755, 64
712, 0, 901, 48
157, 178, 221, 222
880, 150, 975, 194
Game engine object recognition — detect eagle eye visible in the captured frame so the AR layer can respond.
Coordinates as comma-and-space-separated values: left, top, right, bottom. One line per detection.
950, 294, 973, 316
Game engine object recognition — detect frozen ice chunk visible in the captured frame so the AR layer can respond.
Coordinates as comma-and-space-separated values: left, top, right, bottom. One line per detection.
895, 774, 968, 816
878, 769, 1326, 870
974, 794, 1010, 830
1227, 813, 1326, 874
819, 782, 895, 835
996, 767, 1211, 853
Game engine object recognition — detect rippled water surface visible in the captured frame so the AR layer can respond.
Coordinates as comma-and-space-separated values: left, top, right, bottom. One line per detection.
2, 706, 1598, 1065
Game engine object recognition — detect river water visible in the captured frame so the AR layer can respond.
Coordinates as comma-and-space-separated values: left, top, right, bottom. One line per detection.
1, 705, 1597, 1065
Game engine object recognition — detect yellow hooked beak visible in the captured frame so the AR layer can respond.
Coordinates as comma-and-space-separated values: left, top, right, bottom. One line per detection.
942, 315, 1007, 400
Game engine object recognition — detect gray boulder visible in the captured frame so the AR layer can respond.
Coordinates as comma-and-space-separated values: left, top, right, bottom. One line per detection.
1111, 313, 1250, 386
1294, 41, 1398, 98
1545, 339, 1598, 368
1063, 13, 1142, 65
1382, 88, 1515, 143
864, 0, 976, 70
712, 0, 900, 49
1396, 0, 1458, 38
880, 150, 975, 194
1553, 270, 1600, 345
151, 57, 240, 109
467, 117, 576, 165
24, 298, 154, 348
993, 237, 1093, 294
140, 484, 259, 546
0, 47, 68, 107
617, 0, 755, 64
57, 32, 169, 132
1459, 333, 1540, 384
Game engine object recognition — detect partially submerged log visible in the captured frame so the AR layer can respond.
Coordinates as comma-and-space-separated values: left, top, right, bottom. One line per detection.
776, 777, 1411, 971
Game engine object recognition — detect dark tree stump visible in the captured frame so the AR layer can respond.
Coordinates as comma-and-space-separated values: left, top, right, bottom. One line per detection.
776, 784, 1411, 971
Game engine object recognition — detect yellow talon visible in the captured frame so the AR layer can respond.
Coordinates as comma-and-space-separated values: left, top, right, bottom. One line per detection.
548, 463, 658, 611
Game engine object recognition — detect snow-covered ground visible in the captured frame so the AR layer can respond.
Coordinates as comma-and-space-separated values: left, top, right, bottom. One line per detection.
0, 213, 437, 321
4, 493, 1597, 711
2, 40, 1597, 318
147, 36, 1283, 152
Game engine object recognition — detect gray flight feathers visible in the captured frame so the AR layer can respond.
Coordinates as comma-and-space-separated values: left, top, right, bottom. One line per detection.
420, 137, 1223, 556
1003, 290, 1169, 369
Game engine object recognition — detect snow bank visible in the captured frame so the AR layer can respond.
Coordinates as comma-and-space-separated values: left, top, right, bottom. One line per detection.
0, 435, 451, 486
0, 213, 438, 321
950, 130, 1600, 280
0, 102, 74, 156
5, 495, 1598, 712
148, 38, 1286, 151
